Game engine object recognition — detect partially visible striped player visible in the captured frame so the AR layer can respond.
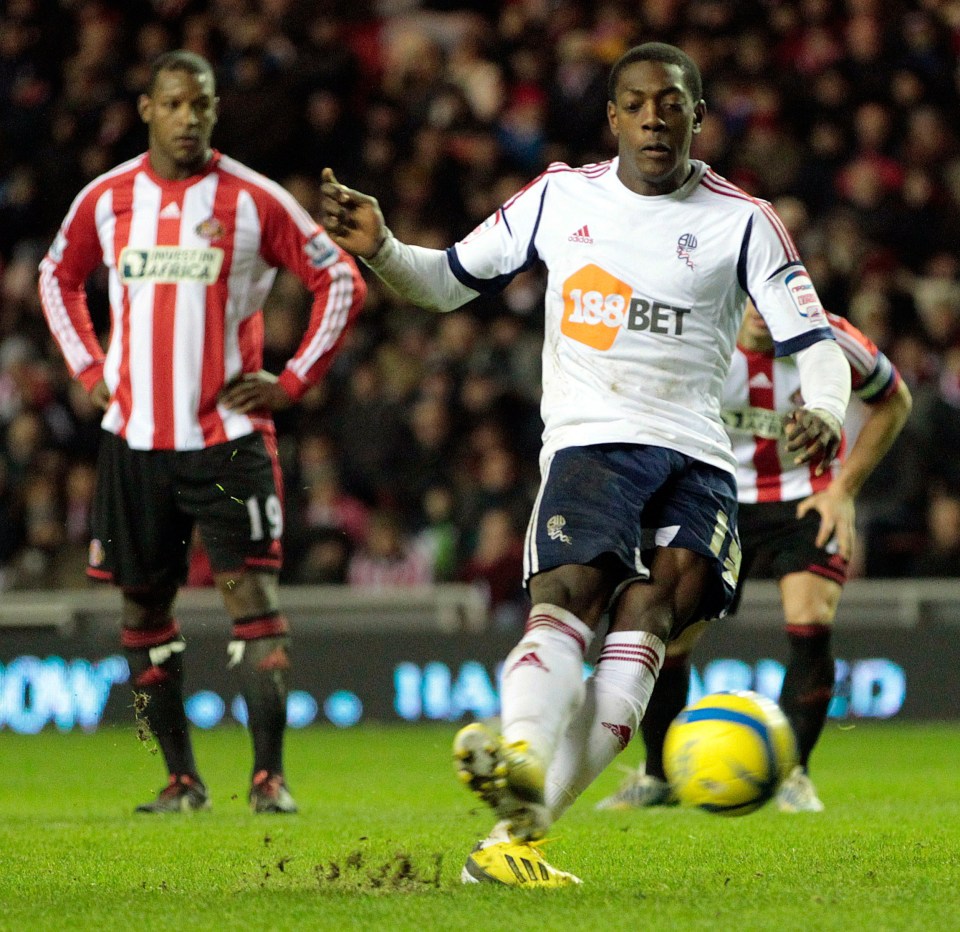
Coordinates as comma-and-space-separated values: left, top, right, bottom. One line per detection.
320, 42, 851, 885
597, 301, 911, 814
38, 51, 366, 815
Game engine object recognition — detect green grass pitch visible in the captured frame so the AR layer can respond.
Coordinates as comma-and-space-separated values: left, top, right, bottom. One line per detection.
1, 721, 958, 931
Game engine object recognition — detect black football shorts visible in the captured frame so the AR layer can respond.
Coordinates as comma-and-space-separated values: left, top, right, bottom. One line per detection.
88, 429, 284, 589
726, 499, 849, 615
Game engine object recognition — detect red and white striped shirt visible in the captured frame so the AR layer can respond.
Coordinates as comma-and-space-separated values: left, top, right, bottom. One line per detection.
38, 151, 366, 450
723, 313, 901, 503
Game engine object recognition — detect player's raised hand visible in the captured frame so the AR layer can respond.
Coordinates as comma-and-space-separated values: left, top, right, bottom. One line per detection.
783, 407, 842, 476
319, 168, 386, 260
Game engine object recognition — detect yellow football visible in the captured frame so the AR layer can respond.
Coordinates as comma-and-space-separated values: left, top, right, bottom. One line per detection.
663, 690, 798, 816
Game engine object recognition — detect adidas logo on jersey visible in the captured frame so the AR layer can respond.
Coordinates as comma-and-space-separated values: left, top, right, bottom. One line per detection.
159, 201, 181, 220
567, 224, 593, 244
748, 371, 773, 389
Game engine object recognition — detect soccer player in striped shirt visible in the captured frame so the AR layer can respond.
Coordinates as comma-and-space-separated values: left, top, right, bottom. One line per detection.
596, 301, 911, 814
321, 42, 851, 884
38, 51, 366, 815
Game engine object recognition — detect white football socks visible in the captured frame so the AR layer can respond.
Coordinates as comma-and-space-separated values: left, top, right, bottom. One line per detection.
546, 630, 665, 818
499, 603, 594, 766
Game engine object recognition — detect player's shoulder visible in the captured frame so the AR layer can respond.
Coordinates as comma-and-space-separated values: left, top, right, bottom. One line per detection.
215, 153, 285, 198
216, 153, 317, 227
543, 158, 615, 187
504, 159, 614, 210
696, 167, 771, 215
826, 311, 878, 353
73, 154, 148, 205
825, 311, 884, 376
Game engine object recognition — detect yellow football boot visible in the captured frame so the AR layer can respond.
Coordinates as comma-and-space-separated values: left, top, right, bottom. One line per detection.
453, 722, 550, 841
461, 839, 581, 887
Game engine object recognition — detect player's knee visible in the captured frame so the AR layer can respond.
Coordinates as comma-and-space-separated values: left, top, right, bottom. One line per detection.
121, 586, 177, 629
528, 565, 609, 625
783, 605, 837, 628
216, 569, 279, 618
227, 613, 290, 671
120, 618, 185, 687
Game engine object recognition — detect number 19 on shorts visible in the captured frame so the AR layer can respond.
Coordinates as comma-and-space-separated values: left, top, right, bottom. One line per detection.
246, 494, 283, 541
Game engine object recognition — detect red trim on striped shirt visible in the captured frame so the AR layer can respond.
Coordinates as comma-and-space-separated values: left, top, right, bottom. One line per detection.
112, 175, 136, 439
525, 612, 587, 655
151, 195, 183, 448
197, 174, 237, 445
744, 349, 782, 502
232, 614, 289, 640
121, 619, 181, 649
807, 458, 832, 494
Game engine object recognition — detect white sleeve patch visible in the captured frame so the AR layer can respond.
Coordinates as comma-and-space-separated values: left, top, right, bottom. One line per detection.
779, 268, 827, 327
304, 231, 339, 269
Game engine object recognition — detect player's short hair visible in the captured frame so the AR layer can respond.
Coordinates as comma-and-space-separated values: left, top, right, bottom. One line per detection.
608, 42, 703, 104
147, 50, 215, 95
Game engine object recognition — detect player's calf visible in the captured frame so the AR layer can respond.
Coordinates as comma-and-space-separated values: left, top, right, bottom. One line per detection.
229, 614, 298, 812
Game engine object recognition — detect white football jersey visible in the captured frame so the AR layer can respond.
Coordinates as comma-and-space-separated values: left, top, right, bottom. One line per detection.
723, 312, 901, 503
449, 158, 833, 473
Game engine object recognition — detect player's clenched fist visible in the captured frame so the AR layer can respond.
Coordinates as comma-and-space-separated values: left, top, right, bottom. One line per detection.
319, 168, 387, 260
783, 407, 842, 475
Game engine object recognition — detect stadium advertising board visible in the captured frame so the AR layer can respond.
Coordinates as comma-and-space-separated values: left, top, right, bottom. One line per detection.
0, 617, 957, 734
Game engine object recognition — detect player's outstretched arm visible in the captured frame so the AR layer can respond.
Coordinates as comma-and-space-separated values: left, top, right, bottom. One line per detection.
319, 169, 479, 314
319, 168, 386, 260
787, 338, 851, 475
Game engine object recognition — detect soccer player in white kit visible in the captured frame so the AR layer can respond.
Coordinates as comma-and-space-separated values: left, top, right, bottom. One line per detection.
596, 301, 912, 815
320, 42, 851, 885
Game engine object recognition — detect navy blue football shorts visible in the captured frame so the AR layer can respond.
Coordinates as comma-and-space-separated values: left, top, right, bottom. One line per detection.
88, 430, 284, 590
524, 443, 741, 621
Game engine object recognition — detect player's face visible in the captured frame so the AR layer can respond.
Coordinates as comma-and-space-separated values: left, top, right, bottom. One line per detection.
139, 68, 217, 180
607, 60, 705, 196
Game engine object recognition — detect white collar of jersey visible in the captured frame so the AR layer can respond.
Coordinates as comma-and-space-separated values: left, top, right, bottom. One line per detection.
609, 158, 707, 201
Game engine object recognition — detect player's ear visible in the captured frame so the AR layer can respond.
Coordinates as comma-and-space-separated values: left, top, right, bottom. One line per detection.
692, 100, 706, 134
607, 99, 619, 137
137, 93, 152, 125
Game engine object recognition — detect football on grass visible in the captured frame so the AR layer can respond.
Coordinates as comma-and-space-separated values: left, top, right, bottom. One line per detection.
663, 690, 797, 816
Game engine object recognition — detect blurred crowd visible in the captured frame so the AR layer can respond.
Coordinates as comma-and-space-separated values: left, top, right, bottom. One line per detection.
2, 0, 960, 618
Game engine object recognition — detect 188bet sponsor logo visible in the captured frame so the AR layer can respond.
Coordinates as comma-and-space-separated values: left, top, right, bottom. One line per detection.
561, 264, 691, 350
